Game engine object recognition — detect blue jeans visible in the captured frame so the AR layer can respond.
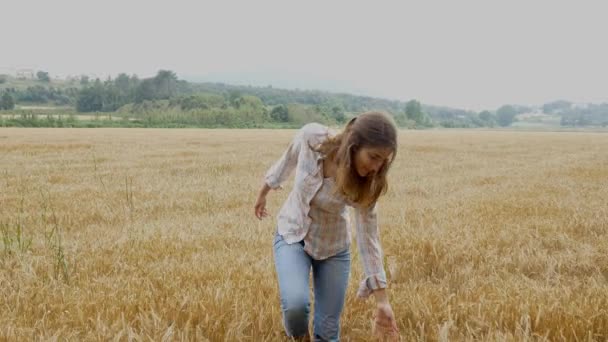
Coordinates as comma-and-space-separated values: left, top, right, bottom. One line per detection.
273, 231, 351, 342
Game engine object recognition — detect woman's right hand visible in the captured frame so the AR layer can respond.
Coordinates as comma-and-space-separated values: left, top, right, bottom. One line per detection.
372, 302, 400, 341
254, 195, 269, 220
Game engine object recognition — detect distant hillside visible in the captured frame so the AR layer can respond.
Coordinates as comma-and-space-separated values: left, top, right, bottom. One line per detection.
2, 71, 607, 128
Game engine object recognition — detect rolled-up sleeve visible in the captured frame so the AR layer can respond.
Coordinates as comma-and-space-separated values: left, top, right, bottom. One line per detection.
264, 128, 303, 190
354, 203, 387, 299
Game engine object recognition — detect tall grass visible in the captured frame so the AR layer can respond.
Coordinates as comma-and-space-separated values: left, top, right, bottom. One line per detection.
0, 127, 606, 340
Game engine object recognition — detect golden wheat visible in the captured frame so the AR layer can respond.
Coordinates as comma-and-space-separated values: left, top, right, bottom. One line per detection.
0, 128, 607, 341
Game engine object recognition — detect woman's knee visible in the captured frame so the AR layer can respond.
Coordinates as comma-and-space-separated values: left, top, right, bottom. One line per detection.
282, 293, 310, 335
283, 291, 309, 319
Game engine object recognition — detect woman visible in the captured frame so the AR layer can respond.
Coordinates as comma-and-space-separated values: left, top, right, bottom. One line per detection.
254, 112, 400, 341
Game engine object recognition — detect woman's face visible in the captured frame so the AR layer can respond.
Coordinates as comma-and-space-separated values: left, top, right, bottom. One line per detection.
353, 146, 393, 177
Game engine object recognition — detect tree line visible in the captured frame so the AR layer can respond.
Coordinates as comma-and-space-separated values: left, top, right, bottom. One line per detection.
2, 70, 608, 128
543, 100, 608, 127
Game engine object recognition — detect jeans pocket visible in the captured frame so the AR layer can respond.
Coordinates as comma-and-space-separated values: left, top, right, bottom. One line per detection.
273, 231, 284, 247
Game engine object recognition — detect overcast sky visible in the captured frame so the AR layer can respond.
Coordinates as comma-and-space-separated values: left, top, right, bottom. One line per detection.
2, 0, 607, 111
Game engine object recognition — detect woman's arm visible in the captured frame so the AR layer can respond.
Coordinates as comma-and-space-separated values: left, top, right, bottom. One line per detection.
255, 127, 305, 219
263, 128, 303, 190
354, 204, 400, 339
372, 288, 389, 304
353, 204, 387, 298
254, 182, 272, 220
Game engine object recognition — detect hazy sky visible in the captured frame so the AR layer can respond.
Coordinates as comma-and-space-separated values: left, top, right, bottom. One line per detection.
2, 0, 607, 111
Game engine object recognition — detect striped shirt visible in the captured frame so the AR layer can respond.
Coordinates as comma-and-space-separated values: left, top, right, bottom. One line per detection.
305, 177, 350, 259
264, 122, 387, 298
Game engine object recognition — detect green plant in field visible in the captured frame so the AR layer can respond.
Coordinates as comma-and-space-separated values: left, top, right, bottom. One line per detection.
39, 188, 70, 284
0, 220, 32, 255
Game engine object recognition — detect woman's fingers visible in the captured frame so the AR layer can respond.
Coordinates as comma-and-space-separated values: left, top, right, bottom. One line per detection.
254, 205, 262, 219
254, 195, 268, 220
373, 313, 399, 341
374, 324, 400, 341
254, 204, 269, 220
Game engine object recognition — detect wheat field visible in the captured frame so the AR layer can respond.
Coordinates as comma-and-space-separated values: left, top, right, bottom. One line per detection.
0, 128, 607, 341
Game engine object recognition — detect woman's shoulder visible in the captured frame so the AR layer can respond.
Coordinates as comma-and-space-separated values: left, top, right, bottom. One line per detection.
299, 123, 337, 143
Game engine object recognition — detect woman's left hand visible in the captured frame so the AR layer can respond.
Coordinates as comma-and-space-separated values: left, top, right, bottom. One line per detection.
372, 302, 400, 341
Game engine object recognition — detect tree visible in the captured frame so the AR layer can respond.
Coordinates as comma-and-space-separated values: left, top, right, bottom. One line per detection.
331, 105, 346, 123
496, 105, 517, 127
542, 100, 571, 114
154, 70, 178, 99
0, 75, 7, 84
112, 73, 138, 106
393, 111, 410, 127
114, 73, 131, 93
1, 93, 15, 110
76, 86, 103, 112
37, 71, 50, 82
228, 90, 243, 107
173, 93, 226, 110
270, 105, 289, 122
405, 99, 428, 126
478, 110, 496, 126
135, 79, 158, 103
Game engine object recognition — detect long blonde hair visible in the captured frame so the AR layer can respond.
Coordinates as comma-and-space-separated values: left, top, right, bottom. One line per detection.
313, 111, 398, 208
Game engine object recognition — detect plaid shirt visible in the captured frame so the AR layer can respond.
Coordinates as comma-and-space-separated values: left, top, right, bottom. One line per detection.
264, 123, 387, 298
